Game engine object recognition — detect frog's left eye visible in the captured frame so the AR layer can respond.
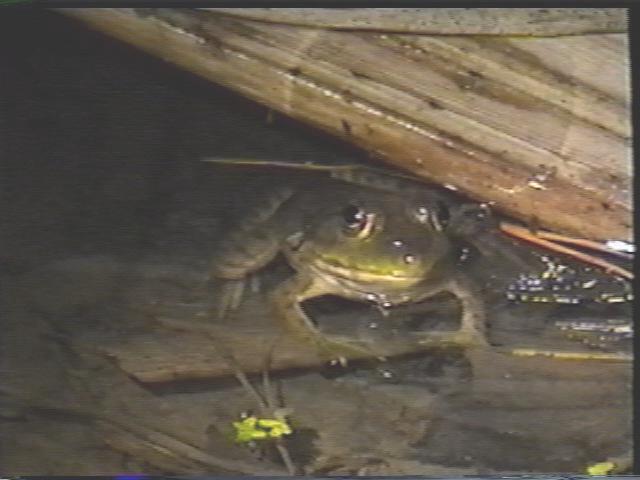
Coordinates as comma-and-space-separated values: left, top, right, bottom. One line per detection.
342, 204, 375, 239
414, 202, 449, 231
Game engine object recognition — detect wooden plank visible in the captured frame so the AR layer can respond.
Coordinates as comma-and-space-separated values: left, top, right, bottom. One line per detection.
97, 320, 324, 383
87, 298, 631, 384
92, 312, 474, 383
208, 8, 628, 36
58, 9, 632, 241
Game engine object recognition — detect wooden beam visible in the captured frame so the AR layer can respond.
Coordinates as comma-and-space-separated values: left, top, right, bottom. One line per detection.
58, 8, 632, 241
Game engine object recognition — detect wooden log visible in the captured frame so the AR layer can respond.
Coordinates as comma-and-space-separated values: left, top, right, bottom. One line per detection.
58, 9, 632, 242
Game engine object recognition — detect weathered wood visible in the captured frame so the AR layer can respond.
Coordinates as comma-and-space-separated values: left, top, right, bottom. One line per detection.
58, 8, 632, 241
208, 8, 628, 36
99, 318, 323, 383
93, 312, 473, 384
88, 299, 630, 384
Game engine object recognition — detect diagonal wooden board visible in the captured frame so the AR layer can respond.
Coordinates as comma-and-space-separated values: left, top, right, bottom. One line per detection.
59, 8, 631, 241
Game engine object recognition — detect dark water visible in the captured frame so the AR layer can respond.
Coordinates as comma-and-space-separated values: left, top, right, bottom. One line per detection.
0, 11, 632, 476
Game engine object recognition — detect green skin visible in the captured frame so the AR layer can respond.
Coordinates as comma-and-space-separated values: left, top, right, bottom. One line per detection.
210, 180, 487, 360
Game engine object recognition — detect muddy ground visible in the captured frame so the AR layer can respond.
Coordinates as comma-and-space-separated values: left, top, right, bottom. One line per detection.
0, 11, 632, 476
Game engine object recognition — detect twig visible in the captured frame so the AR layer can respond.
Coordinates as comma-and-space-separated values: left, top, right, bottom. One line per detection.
499, 222, 633, 280
519, 226, 633, 260
276, 439, 298, 475
155, 315, 299, 474
202, 157, 358, 172
260, 340, 298, 475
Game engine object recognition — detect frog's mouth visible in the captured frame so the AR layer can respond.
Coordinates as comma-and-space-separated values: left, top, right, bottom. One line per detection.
313, 257, 423, 285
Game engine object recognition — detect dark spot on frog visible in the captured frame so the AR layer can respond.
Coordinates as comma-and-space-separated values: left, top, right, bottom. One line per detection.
428, 99, 444, 110
288, 67, 302, 76
467, 69, 484, 79
601, 202, 611, 211
341, 119, 352, 136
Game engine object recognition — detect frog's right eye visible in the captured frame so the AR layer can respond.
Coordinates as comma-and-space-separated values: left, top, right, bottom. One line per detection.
342, 204, 375, 239
342, 205, 366, 229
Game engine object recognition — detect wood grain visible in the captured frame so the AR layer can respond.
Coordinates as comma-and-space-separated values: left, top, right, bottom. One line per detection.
58, 8, 632, 241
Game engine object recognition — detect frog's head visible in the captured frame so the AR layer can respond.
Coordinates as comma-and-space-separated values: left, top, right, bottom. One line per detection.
297, 193, 454, 288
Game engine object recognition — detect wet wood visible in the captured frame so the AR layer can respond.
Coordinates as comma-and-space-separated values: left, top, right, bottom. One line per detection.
92, 312, 462, 384
58, 8, 632, 241
102, 317, 323, 383
87, 299, 630, 384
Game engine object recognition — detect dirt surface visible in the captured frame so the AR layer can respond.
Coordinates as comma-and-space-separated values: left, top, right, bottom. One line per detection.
0, 10, 632, 476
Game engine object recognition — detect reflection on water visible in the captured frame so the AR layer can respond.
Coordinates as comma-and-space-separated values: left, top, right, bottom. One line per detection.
0, 10, 632, 476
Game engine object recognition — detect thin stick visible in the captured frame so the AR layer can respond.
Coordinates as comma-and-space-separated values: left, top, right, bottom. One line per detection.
202, 157, 358, 172
260, 340, 298, 475
499, 222, 633, 280
155, 316, 299, 474
276, 439, 298, 475
518, 226, 633, 260
201, 157, 419, 181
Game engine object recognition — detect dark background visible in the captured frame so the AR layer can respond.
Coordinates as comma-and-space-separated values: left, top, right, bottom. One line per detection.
0, 9, 365, 269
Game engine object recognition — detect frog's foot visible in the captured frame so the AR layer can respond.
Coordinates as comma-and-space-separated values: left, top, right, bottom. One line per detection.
412, 276, 488, 349
212, 278, 246, 320
271, 275, 388, 364
312, 334, 383, 366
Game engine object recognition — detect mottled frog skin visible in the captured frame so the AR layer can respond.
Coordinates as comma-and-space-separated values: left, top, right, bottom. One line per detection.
209, 178, 487, 360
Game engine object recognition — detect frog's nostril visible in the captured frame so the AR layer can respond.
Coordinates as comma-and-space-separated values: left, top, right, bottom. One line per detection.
403, 253, 416, 264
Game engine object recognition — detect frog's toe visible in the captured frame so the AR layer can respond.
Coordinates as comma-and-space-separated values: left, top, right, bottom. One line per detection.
313, 336, 376, 365
213, 279, 246, 319
314, 341, 349, 366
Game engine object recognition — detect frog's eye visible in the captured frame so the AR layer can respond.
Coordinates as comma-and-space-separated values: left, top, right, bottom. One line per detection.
414, 202, 449, 231
342, 204, 375, 239
342, 205, 365, 227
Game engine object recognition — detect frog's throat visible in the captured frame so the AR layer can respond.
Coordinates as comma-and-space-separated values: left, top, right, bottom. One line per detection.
313, 257, 423, 284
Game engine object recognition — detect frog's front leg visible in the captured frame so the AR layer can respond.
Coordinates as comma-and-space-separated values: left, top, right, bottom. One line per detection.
413, 274, 488, 348
270, 274, 377, 362
208, 224, 283, 320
